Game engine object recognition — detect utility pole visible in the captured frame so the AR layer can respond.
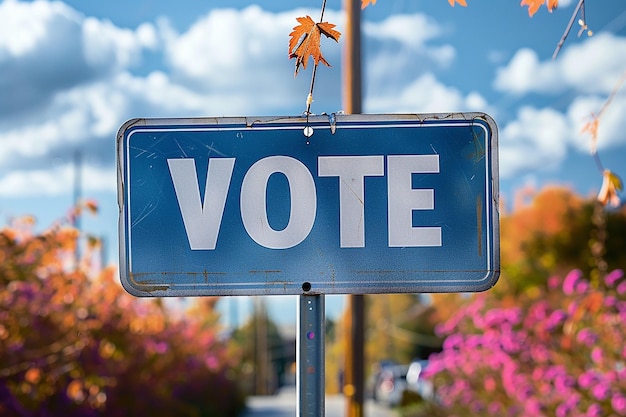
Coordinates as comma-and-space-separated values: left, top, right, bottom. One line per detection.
343, 0, 362, 114
254, 297, 270, 395
343, 1, 365, 416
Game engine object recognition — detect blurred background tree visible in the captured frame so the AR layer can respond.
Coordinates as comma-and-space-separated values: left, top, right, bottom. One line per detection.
499, 185, 626, 295
0, 215, 245, 417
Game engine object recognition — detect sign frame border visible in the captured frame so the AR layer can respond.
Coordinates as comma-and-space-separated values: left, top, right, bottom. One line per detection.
117, 113, 500, 296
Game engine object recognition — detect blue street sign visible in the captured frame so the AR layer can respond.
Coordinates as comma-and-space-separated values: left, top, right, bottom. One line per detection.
117, 113, 499, 296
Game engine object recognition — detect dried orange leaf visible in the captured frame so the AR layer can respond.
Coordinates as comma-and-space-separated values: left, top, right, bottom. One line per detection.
581, 116, 599, 153
318, 21, 341, 41
288, 16, 341, 77
361, 0, 376, 9
598, 170, 623, 207
84, 198, 99, 214
547, 0, 559, 12
522, 0, 558, 17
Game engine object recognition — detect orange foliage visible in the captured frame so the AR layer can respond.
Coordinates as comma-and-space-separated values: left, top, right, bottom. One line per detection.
361, 0, 376, 9
360, 0, 567, 17
363, 0, 466, 8
0, 219, 244, 416
501, 185, 584, 265
521, 0, 558, 17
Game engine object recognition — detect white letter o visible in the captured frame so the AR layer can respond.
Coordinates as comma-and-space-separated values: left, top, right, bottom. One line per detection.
241, 156, 316, 249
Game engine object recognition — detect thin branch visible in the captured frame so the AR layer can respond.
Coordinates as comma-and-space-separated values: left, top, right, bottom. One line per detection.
305, 0, 328, 116
320, 0, 327, 21
577, 0, 587, 37
552, 0, 584, 60
596, 72, 626, 119
305, 64, 318, 116
589, 72, 626, 173
593, 151, 605, 173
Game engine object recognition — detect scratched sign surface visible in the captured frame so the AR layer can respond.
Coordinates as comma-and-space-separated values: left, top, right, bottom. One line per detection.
117, 113, 499, 297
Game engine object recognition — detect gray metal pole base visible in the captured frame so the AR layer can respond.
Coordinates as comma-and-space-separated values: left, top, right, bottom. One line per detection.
297, 294, 325, 417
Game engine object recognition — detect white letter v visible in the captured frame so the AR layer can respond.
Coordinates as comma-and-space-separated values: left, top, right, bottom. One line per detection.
167, 158, 235, 250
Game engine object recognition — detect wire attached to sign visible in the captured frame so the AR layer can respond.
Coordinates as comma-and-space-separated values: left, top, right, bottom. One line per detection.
327, 112, 340, 135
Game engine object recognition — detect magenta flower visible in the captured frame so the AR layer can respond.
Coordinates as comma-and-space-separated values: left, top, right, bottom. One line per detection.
576, 328, 598, 347
487, 401, 502, 414
575, 280, 590, 294
442, 333, 464, 350
605, 269, 624, 287
524, 397, 541, 414
556, 402, 572, 417
578, 370, 598, 389
465, 334, 482, 348
527, 300, 549, 323
586, 403, 603, 417
423, 269, 626, 417
484, 376, 497, 392
591, 382, 610, 400
204, 355, 219, 370
612, 394, 626, 416
530, 344, 549, 363
606, 295, 617, 307
546, 309, 568, 330
548, 275, 561, 290
563, 269, 583, 295
591, 346, 603, 364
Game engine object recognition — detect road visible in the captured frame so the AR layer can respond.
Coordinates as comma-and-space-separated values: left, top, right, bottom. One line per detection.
240, 387, 399, 417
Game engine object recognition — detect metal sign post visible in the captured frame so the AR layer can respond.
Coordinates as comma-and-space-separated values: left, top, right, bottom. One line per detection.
297, 294, 325, 417
116, 113, 499, 416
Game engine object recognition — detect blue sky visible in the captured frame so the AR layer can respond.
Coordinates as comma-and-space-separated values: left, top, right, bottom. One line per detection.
1, 0, 625, 324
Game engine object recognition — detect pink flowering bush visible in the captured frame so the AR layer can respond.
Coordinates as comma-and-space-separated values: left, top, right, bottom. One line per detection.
421, 269, 626, 417
0, 220, 245, 416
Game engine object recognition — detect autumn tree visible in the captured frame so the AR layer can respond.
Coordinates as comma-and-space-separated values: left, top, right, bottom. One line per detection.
231, 300, 291, 396
499, 186, 626, 294
0, 215, 245, 417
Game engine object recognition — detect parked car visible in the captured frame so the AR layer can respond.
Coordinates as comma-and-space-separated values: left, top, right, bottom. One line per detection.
405, 359, 434, 400
368, 360, 396, 399
373, 364, 410, 407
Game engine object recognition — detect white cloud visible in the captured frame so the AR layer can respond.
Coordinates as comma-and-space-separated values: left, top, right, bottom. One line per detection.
160, 5, 344, 114
363, 13, 443, 48
494, 48, 560, 94
0, 0, 158, 117
0, 163, 115, 197
364, 12, 456, 94
499, 106, 570, 178
164, 6, 336, 84
493, 31, 626, 179
0, 4, 345, 197
366, 73, 489, 114
82, 17, 157, 70
0, 68, 223, 171
494, 33, 626, 95
567, 93, 626, 152
6, 2, 620, 199
0, 0, 81, 57
497, 91, 626, 179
